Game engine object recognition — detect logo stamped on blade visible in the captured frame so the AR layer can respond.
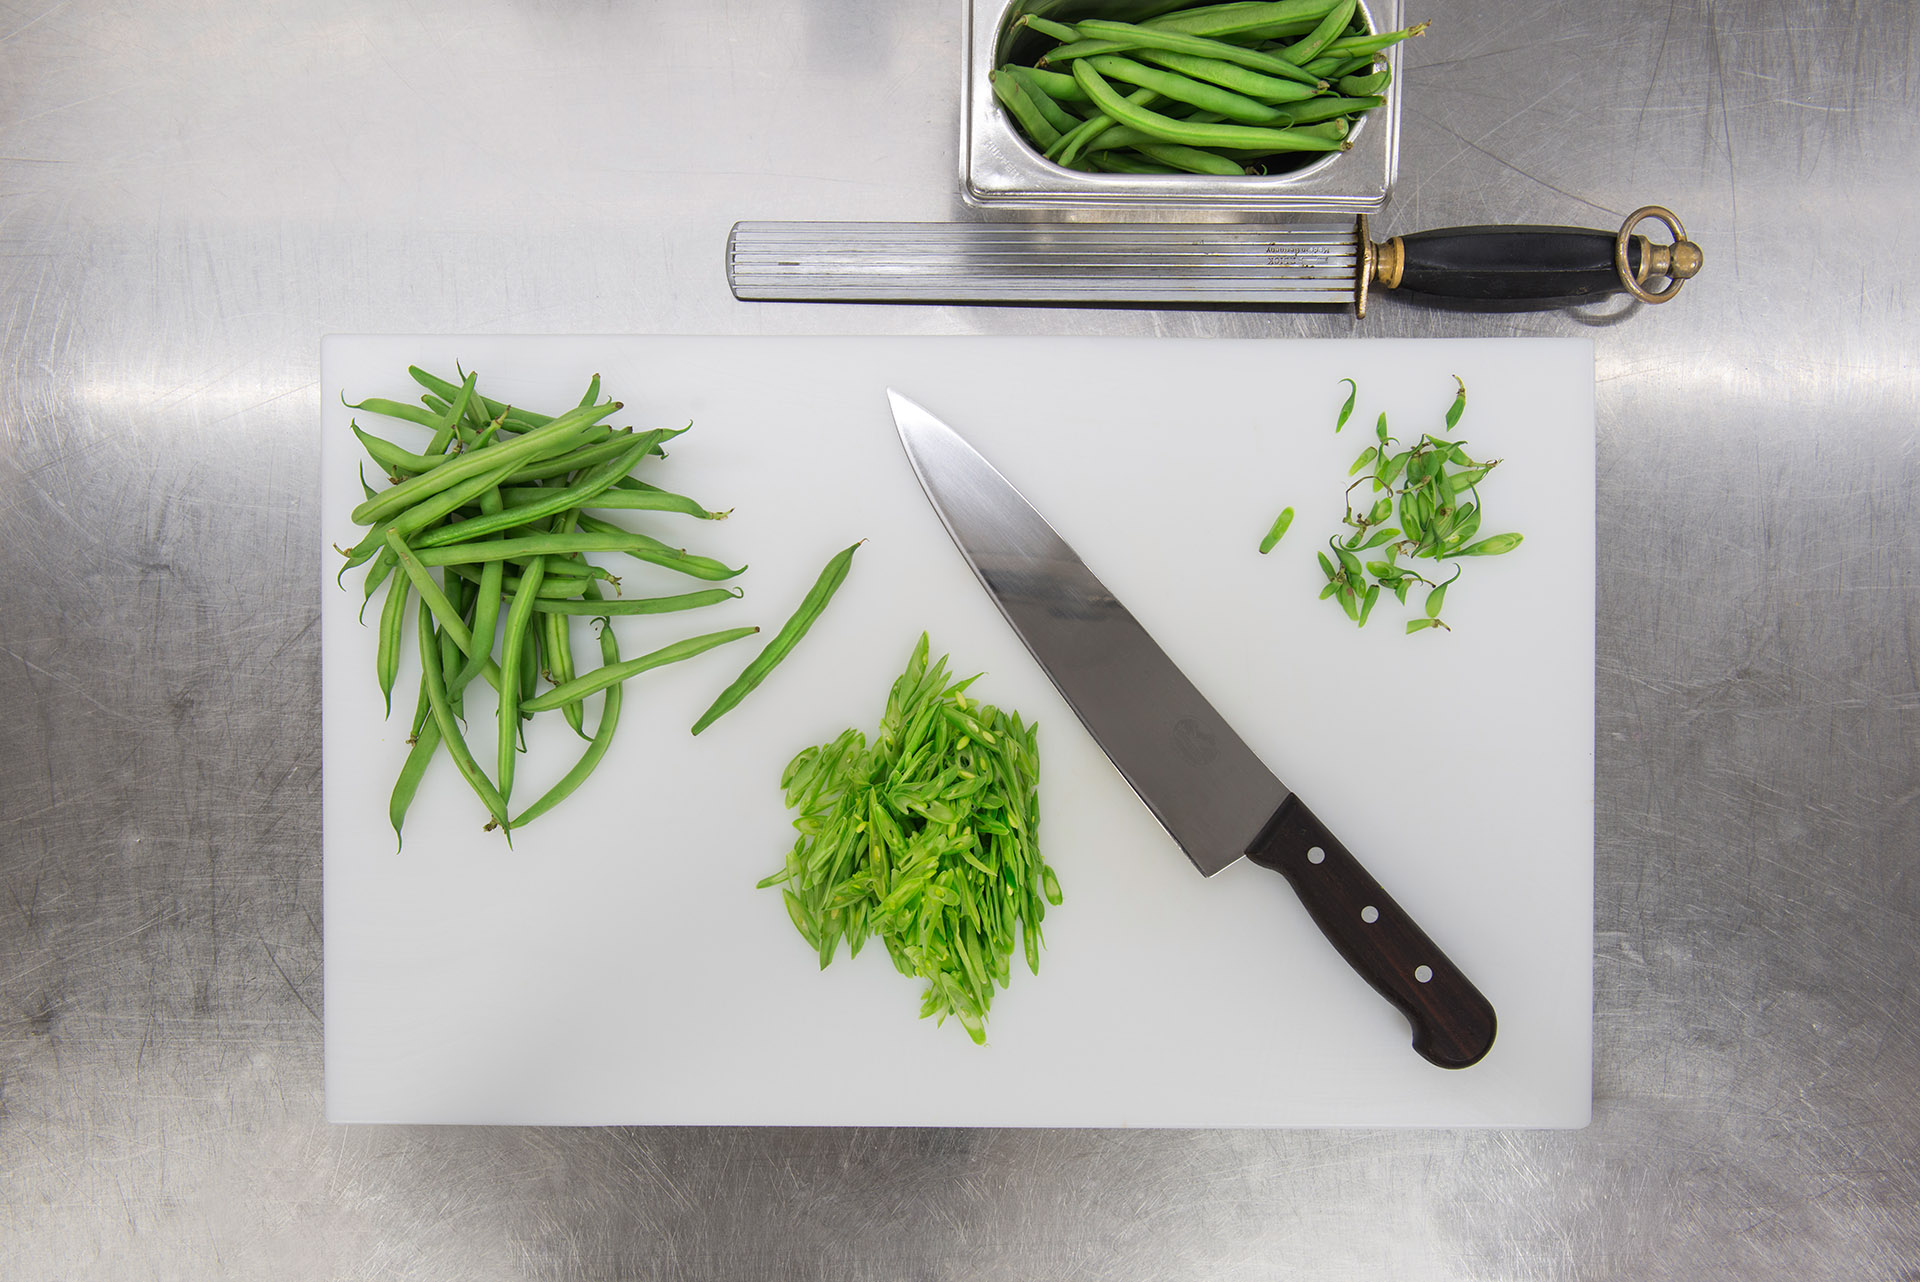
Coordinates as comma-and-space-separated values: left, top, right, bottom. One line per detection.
1171, 717, 1219, 766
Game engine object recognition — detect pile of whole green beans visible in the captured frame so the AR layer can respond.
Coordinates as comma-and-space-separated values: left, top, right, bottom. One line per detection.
338, 367, 858, 843
991, 0, 1425, 176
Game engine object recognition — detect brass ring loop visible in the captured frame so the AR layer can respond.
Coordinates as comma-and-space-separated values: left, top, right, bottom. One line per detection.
1616, 206, 1687, 304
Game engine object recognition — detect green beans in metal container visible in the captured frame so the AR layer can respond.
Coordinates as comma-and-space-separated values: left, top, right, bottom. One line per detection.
991, 0, 1422, 179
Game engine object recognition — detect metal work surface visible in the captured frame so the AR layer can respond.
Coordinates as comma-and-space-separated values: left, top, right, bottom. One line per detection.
1, 1, 1914, 1278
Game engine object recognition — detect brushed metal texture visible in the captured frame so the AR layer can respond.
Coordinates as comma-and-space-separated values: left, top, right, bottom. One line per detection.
2, 0, 1916, 1279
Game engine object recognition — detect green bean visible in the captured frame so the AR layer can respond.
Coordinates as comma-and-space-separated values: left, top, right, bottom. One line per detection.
452, 493, 507, 696
1337, 67, 1390, 96
1080, 54, 1289, 123
1050, 85, 1158, 167
375, 570, 410, 717
1071, 60, 1347, 150
409, 529, 745, 582
546, 609, 586, 738
447, 562, 610, 598
691, 540, 861, 736
501, 428, 681, 484
496, 556, 547, 802
1275, 0, 1355, 66
343, 395, 439, 428
510, 590, 622, 829
577, 513, 750, 580
350, 403, 616, 526
1132, 48, 1320, 101
382, 532, 504, 691
531, 587, 742, 616
352, 425, 445, 478
386, 450, 531, 543
1002, 65, 1085, 134
424, 371, 478, 457
1133, 141, 1249, 175
1089, 151, 1182, 174
992, 69, 1064, 150
506, 481, 726, 521
389, 715, 440, 849
1139, 0, 1339, 38
1268, 93, 1382, 126
414, 434, 657, 548
1007, 63, 1088, 103
1318, 22, 1427, 59
417, 603, 511, 834
1064, 19, 1327, 88
519, 626, 760, 714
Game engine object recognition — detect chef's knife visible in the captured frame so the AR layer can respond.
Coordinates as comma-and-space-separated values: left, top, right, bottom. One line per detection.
888, 389, 1497, 1069
731, 208, 1701, 317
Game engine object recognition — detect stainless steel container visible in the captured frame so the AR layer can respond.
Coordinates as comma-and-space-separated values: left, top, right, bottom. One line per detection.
962, 0, 1403, 211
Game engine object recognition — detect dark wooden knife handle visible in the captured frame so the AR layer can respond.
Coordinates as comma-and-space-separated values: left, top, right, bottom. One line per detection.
1245, 797, 1497, 1069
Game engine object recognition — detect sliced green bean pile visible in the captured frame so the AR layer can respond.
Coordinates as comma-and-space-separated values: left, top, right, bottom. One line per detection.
338, 367, 853, 843
759, 634, 1061, 1046
993, 0, 1426, 176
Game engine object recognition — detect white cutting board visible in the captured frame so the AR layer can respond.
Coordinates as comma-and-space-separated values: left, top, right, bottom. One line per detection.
321, 334, 1594, 1128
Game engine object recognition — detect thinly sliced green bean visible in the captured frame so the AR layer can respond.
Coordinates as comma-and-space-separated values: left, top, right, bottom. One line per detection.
531, 588, 742, 616
1064, 19, 1327, 88
416, 603, 511, 833
519, 626, 760, 714
690, 540, 861, 736
510, 589, 621, 830
414, 434, 657, 548
496, 556, 547, 803
1133, 48, 1321, 101
1080, 54, 1290, 123
1072, 60, 1347, 150
350, 403, 615, 526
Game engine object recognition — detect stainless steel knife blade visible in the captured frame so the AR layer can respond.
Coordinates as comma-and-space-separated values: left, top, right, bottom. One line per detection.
888, 388, 1500, 1068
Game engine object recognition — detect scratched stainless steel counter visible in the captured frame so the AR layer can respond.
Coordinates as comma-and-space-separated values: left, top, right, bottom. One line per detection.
2, 1, 1915, 1278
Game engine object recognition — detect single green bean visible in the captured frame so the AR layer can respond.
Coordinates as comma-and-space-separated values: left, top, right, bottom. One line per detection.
1072, 61, 1347, 151
1134, 141, 1249, 175
503, 428, 681, 484
350, 403, 615, 526
690, 540, 861, 736
992, 69, 1064, 150
1276, 0, 1356, 65
353, 424, 445, 478
1337, 67, 1390, 96
496, 556, 547, 802
1269, 93, 1382, 126
409, 529, 745, 582
1002, 65, 1084, 133
424, 371, 478, 457
1007, 63, 1088, 103
417, 603, 511, 833
519, 626, 760, 714
375, 571, 410, 717
508, 482, 726, 521
531, 587, 742, 616
1063, 19, 1326, 88
452, 494, 507, 696
1090, 151, 1182, 174
546, 609, 586, 738
447, 562, 610, 598
1080, 54, 1289, 123
509, 589, 621, 829
389, 715, 440, 849
343, 395, 439, 428
413, 434, 657, 548
1318, 22, 1427, 59
1132, 48, 1320, 101
1138, 0, 1339, 39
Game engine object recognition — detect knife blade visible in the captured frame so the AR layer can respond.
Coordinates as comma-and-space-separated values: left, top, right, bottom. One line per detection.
731, 209, 1702, 317
888, 388, 1498, 1069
